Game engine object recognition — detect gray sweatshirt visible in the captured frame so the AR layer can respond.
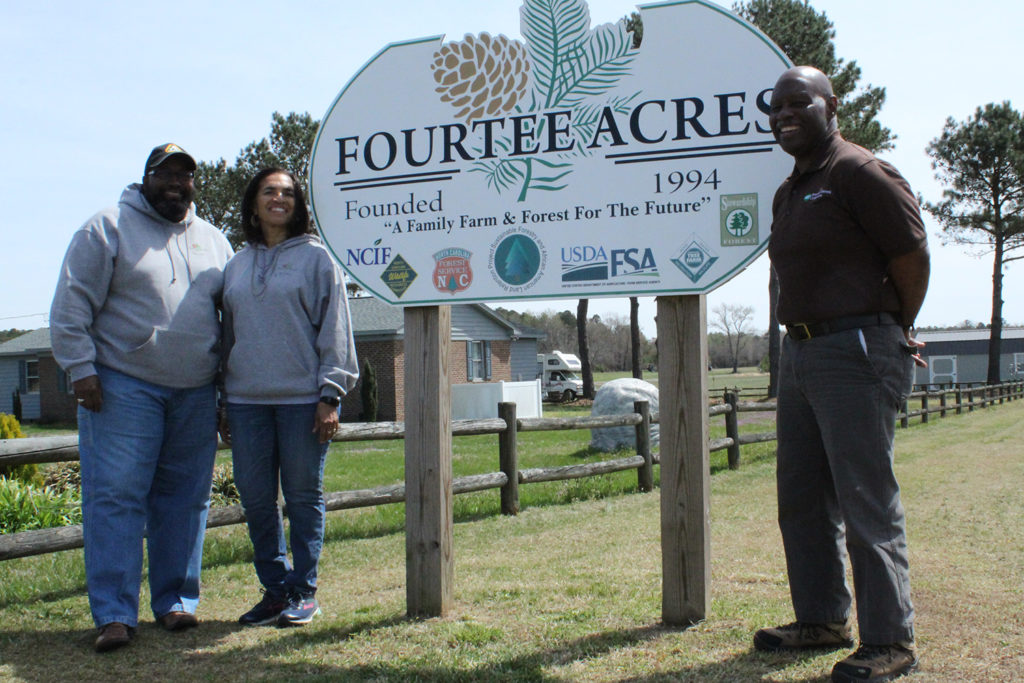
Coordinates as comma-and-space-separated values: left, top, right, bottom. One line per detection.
221, 234, 358, 404
50, 185, 233, 388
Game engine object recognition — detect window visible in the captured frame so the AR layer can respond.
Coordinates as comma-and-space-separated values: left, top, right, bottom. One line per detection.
467, 341, 492, 381
58, 369, 74, 394
20, 359, 40, 393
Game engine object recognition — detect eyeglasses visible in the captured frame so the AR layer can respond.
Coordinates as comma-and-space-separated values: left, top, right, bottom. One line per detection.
147, 169, 195, 181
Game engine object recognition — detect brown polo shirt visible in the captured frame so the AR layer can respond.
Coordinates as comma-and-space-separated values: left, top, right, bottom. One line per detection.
768, 131, 927, 325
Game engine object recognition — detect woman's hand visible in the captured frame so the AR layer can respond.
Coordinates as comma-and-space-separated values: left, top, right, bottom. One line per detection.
314, 400, 339, 444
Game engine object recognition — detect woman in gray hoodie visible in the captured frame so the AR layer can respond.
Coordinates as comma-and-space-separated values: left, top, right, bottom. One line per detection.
219, 167, 358, 627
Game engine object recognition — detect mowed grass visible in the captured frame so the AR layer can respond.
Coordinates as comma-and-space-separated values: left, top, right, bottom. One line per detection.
593, 367, 772, 399
1, 401, 1021, 680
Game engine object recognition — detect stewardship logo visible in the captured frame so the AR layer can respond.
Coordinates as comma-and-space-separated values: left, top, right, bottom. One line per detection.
429, 0, 638, 201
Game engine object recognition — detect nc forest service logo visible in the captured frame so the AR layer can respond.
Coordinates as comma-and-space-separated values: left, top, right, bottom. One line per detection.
309, 0, 792, 304
489, 228, 546, 293
433, 247, 473, 294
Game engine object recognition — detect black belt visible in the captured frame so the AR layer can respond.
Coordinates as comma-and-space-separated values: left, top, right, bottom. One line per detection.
785, 312, 899, 341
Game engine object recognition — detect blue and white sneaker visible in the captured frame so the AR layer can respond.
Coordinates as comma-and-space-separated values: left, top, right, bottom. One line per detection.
277, 593, 320, 627
239, 591, 288, 626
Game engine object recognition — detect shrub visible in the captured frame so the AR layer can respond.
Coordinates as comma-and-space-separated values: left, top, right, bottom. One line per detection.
11, 389, 22, 423
361, 361, 378, 422
0, 477, 82, 534
43, 462, 81, 494
210, 463, 240, 507
0, 412, 42, 486
0, 412, 25, 439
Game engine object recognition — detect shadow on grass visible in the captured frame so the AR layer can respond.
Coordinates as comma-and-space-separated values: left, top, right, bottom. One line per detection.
0, 616, 833, 681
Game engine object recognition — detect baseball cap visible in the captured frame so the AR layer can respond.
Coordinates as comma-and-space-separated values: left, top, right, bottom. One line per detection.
144, 143, 197, 174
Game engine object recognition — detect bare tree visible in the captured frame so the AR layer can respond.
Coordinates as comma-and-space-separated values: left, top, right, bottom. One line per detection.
629, 297, 642, 379
710, 303, 756, 373
577, 299, 595, 398
767, 267, 781, 397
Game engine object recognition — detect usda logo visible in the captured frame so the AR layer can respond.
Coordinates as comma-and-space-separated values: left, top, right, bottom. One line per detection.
720, 194, 759, 247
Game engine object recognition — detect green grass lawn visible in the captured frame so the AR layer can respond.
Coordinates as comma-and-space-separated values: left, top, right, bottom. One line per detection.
3, 393, 1017, 680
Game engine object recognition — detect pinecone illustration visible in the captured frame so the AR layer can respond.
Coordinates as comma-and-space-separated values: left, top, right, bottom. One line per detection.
431, 33, 530, 122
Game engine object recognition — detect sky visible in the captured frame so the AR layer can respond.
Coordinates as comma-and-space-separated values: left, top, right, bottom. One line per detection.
3, 0, 1023, 338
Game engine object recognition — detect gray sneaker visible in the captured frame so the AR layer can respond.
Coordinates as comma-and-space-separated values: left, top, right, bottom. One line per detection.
754, 620, 854, 652
831, 643, 918, 682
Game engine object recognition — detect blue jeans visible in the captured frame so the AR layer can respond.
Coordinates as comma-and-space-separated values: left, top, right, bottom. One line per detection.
776, 323, 915, 645
227, 403, 329, 597
78, 365, 217, 628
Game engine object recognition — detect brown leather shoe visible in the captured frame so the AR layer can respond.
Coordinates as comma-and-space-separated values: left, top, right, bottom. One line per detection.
158, 611, 199, 631
95, 622, 132, 652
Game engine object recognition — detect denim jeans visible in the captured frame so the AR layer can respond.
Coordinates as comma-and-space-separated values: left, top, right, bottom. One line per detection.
776, 323, 915, 645
77, 365, 217, 628
227, 403, 329, 597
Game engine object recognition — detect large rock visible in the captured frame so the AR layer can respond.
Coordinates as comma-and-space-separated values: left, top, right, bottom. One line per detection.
590, 378, 659, 452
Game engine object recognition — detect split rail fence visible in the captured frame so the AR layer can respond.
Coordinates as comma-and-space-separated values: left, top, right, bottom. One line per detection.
1, 379, 1021, 563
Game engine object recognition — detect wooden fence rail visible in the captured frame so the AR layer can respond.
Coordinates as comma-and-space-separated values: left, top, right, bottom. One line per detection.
2, 379, 1021, 562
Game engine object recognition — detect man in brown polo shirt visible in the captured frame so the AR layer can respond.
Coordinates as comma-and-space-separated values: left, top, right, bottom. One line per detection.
753, 66, 930, 683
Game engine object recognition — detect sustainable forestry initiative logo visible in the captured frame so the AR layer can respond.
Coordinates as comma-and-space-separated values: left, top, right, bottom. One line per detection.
489, 228, 546, 292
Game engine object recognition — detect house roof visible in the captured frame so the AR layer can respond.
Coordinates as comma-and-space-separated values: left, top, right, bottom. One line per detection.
0, 328, 52, 356
347, 297, 542, 340
349, 296, 406, 337
917, 328, 1024, 343
0, 300, 541, 354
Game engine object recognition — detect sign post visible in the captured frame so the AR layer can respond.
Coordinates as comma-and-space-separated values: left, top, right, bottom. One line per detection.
657, 294, 710, 624
403, 305, 453, 617
309, 0, 791, 623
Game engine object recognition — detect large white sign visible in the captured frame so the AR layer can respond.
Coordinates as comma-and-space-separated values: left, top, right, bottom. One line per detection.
310, 0, 791, 305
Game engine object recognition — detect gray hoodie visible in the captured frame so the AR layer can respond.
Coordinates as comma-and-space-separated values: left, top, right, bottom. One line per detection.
50, 185, 233, 388
221, 234, 358, 404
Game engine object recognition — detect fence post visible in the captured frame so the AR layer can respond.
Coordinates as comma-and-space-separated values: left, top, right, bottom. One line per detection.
939, 390, 947, 418
635, 400, 653, 492
724, 390, 741, 470
498, 402, 519, 516
921, 392, 929, 424
900, 398, 909, 428
956, 388, 963, 415
967, 388, 973, 412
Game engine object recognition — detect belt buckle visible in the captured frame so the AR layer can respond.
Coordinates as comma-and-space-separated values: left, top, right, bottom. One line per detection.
793, 323, 812, 340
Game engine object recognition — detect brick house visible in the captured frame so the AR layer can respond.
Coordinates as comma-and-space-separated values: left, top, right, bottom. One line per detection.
0, 300, 541, 424
343, 298, 542, 421
0, 328, 78, 423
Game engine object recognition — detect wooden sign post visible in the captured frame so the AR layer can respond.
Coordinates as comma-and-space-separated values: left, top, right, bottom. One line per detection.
657, 294, 711, 625
404, 305, 453, 617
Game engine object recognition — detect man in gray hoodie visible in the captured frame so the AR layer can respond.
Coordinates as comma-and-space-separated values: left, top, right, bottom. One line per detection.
50, 144, 233, 652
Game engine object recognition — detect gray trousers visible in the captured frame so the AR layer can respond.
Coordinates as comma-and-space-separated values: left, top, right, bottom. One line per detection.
776, 322, 915, 645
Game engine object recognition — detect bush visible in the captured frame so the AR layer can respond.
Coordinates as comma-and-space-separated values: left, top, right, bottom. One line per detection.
0, 412, 42, 486
0, 412, 25, 439
0, 477, 82, 534
210, 463, 240, 507
361, 361, 378, 422
43, 462, 81, 493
